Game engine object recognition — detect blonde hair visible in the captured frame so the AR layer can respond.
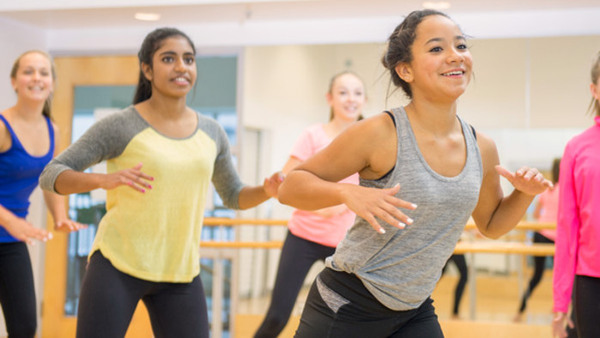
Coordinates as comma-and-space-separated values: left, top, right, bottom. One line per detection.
10, 50, 57, 119
588, 51, 600, 117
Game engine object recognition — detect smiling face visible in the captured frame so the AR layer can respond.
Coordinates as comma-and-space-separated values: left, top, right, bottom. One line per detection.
142, 35, 197, 100
394, 15, 472, 102
11, 52, 54, 103
327, 73, 366, 122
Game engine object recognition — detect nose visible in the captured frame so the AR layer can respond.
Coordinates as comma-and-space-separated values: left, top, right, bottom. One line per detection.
447, 47, 465, 64
174, 58, 186, 72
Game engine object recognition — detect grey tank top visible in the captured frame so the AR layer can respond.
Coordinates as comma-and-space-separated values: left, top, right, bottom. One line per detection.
325, 107, 483, 311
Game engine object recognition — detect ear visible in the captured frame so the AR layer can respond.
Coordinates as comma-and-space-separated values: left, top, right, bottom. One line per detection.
394, 63, 413, 83
591, 82, 599, 101
141, 62, 153, 82
325, 92, 333, 106
10, 77, 17, 92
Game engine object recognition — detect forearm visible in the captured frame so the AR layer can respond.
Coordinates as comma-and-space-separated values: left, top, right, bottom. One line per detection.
42, 190, 69, 222
279, 170, 346, 210
237, 185, 271, 210
480, 190, 535, 239
54, 170, 105, 195
0, 203, 20, 226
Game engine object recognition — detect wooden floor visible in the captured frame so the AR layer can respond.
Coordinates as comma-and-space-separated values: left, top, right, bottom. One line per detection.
235, 270, 554, 338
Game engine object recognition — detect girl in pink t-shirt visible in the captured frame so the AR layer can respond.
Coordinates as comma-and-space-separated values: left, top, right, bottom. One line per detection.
255, 72, 365, 338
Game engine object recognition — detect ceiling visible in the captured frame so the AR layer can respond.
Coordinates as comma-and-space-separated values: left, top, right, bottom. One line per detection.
1, 0, 598, 30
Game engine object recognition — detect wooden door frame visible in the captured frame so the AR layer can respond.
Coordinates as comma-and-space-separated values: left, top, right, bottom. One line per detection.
42, 55, 153, 338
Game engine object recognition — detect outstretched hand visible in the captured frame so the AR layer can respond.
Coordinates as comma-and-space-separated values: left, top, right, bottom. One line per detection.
263, 171, 284, 198
54, 219, 88, 232
100, 162, 154, 193
5, 218, 52, 244
342, 183, 417, 234
495, 165, 553, 196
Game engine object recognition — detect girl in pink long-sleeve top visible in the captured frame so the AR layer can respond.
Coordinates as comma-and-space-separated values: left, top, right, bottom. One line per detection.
552, 52, 600, 338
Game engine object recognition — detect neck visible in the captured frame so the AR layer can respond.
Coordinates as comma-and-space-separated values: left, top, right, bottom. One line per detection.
327, 116, 356, 136
11, 99, 46, 121
144, 94, 188, 120
405, 98, 458, 136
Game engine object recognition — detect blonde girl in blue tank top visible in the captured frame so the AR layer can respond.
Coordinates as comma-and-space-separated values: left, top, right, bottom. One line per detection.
0, 51, 84, 338
279, 10, 553, 337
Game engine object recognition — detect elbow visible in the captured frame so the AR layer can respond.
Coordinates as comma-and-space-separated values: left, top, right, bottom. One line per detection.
277, 181, 292, 206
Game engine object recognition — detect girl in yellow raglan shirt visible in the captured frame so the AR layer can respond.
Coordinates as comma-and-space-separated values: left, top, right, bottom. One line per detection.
40, 28, 282, 338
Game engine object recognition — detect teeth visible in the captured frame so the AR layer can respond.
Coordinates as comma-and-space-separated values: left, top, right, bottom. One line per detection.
174, 77, 187, 82
443, 71, 463, 76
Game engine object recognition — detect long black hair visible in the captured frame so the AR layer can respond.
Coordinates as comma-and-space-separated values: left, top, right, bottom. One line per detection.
133, 27, 196, 104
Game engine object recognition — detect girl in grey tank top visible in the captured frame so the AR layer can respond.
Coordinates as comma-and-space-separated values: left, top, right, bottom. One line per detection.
279, 9, 553, 338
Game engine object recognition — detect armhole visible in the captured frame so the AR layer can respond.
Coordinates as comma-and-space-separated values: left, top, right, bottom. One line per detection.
375, 111, 397, 182
470, 124, 477, 140
384, 110, 396, 127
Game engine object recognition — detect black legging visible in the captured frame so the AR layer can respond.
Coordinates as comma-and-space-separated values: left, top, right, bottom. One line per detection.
76, 251, 209, 338
573, 275, 600, 338
518, 232, 553, 313
441, 254, 468, 315
0, 242, 37, 338
254, 231, 335, 338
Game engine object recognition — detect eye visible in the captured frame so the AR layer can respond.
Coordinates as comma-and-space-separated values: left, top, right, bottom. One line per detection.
457, 43, 468, 50
429, 46, 443, 53
162, 56, 174, 63
184, 57, 195, 65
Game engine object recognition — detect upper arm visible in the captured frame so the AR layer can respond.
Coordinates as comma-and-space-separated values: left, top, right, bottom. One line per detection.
295, 113, 396, 183
51, 122, 60, 157
471, 131, 503, 228
0, 118, 8, 153
282, 156, 302, 175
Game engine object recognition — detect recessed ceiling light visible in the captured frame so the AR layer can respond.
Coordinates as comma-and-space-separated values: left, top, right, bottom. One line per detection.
422, 1, 451, 10
134, 12, 161, 21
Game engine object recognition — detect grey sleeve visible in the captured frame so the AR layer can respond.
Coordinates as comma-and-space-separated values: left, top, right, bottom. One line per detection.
203, 116, 245, 210
39, 109, 142, 193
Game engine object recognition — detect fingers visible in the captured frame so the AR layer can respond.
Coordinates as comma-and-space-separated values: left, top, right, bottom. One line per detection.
362, 184, 417, 233
55, 219, 88, 232
119, 163, 154, 193
24, 227, 52, 244
495, 165, 513, 180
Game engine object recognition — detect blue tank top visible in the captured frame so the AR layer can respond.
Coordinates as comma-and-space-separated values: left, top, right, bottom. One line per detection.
0, 114, 54, 242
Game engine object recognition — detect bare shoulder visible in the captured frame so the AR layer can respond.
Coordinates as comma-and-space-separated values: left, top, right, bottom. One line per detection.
353, 112, 397, 179
0, 111, 9, 152
474, 130, 500, 172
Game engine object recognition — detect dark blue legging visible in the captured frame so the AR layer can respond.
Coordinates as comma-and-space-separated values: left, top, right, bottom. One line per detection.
518, 232, 554, 313
295, 268, 443, 338
0, 242, 37, 338
254, 231, 336, 338
441, 254, 468, 316
76, 251, 209, 338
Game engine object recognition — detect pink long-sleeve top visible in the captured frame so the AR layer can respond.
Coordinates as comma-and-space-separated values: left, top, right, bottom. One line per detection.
553, 116, 600, 313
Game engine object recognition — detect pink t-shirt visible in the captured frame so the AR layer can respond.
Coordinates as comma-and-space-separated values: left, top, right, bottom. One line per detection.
553, 116, 600, 313
287, 124, 359, 247
537, 184, 559, 241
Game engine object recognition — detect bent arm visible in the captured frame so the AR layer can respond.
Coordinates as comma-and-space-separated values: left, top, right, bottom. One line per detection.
471, 132, 551, 239
279, 115, 415, 233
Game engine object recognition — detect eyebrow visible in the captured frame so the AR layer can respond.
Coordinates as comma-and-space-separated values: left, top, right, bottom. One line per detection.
158, 51, 195, 56
425, 35, 467, 44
